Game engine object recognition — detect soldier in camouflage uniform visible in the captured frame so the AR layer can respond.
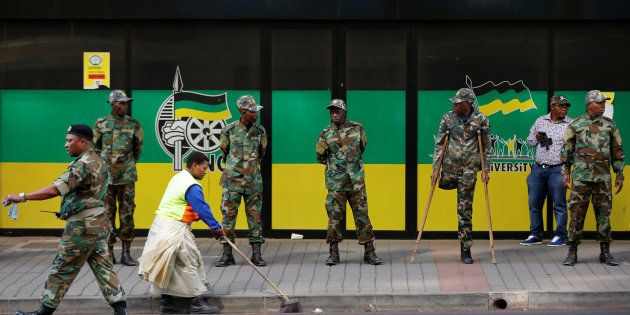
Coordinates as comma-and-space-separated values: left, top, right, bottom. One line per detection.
432, 88, 491, 264
316, 99, 384, 266
2, 125, 127, 315
561, 90, 624, 266
93, 90, 144, 266
215, 95, 268, 267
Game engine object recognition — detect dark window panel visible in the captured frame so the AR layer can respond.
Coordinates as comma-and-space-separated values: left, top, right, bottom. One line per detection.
554, 24, 630, 91
131, 22, 260, 90
417, 23, 548, 90
1, 21, 125, 89
272, 29, 332, 90
347, 29, 406, 90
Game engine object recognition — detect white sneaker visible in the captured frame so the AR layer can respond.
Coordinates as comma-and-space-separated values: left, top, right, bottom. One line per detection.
547, 236, 567, 247
520, 235, 543, 245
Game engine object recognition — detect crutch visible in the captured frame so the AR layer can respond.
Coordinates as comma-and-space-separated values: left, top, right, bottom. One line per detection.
411, 131, 449, 263
477, 130, 496, 264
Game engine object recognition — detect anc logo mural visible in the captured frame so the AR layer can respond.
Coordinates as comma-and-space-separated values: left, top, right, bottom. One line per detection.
155, 66, 232, 171
466, 75, 538, 172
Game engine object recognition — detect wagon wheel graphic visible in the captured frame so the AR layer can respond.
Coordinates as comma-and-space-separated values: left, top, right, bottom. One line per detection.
185, 118, 226, 152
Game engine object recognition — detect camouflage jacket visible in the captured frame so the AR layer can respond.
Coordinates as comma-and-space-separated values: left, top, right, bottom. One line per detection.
53, 150, 109, 220
93, 114, 143, 185
561, 113, 625, 182
433, 109, 491, 175
219, 121, 268, 193
316, 120, 366, 192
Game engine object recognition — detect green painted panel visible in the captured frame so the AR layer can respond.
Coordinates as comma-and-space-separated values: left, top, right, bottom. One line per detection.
347, 90, 405, 164
271, 90, 332, 164
0, 90, 258, 163
418, 90, 547, 164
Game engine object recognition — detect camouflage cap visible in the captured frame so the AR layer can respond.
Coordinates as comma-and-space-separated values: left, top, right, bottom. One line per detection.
550, 95, 571, 106
108, 90, 132, 103
326, 99, 346, 111
449, 88, 476, 103
584, 90, 610, 104
237, 95, 263, 112
67, 124, 93, 141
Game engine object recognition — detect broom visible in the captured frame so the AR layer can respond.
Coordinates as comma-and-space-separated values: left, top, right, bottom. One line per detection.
222, 237, 302, 313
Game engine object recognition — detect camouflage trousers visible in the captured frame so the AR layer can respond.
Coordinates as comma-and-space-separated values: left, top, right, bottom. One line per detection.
105, 183, 136, 244
42, 212, 125, 309
325, 188, 375, 245
456, 170, 477, 250
219, 188, 265, 244
567, 180, 612, 243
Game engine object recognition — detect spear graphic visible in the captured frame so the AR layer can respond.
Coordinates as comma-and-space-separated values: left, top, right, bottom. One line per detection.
171, 66, 184, 171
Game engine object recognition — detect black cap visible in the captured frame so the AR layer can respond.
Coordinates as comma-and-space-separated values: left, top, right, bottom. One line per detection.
67, 124, 93, 141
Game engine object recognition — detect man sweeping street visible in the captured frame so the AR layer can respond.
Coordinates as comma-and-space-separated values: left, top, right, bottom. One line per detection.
2, 124, 128, 315
138, 151, 224, 314
432, 88, 491, 264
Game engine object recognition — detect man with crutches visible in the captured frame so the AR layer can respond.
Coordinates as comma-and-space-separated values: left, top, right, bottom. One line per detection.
430, 88, 491, 264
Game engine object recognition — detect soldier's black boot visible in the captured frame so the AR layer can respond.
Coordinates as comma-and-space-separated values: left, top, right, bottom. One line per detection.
111, 301, 128, 315
120, 241, 138, 266
15, 305, 56, 315
190, 296, 219, 314
250, 243, 267, 267
363, 241, 384, 265
214, 243, 235, 267
159, 294, 179, 314
599, 242, 619, 266
563, 242, 578, 266
325, 241, 340, 265
460, 243, 473, 264
108, 243, 117, 264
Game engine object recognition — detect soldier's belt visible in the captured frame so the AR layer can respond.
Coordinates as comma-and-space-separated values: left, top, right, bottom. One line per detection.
67, 207, 106, 222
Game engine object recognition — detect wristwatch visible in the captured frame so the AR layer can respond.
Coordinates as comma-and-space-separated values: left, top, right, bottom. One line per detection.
19, 192, 26, 202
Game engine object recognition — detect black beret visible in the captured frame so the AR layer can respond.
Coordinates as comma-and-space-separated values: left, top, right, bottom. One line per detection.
67, 124, 93, 141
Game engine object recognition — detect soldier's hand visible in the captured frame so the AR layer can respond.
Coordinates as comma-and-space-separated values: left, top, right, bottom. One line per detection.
615, 176, 623, 194
535, 133, 546, 143
162, 120, 187, 146
562, 174, 571, 188
482, 172, 490, 184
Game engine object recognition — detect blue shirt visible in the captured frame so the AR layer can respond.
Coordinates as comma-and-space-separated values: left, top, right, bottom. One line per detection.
184, 184, 221, 230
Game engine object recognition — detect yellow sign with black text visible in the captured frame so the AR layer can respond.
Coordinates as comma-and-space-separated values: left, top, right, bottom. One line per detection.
83, 52, 110, 89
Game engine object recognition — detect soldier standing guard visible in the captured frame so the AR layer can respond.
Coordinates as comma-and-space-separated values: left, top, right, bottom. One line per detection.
2, 125, 127, 315
561, 90, 624, 266
316, 99, 384, 266
432, 88, 491, 264
215, 95, 268, 267
93, 90, 144, 266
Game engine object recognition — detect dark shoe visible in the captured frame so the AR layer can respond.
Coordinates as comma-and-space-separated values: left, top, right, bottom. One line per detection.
111, 301, 128, 315
214, 243, 235, 267
460, 244, 473, 264
15, 305, 55, 315
363, 241, 384, 265
190, 296, 219, 314
159, 294, 179, 314
599, 242, 619, 266
563, 242, 578, 266
108, 244, 117, 264
250, 243, 267, 267
520, 235, 543, 246
325, 241, 340, 266
120, 241, 138, 266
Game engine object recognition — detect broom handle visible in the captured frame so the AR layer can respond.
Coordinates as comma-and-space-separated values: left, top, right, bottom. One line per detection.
411, 131, 449, 262
477, 130, 496, 264
222, 237, 291, 302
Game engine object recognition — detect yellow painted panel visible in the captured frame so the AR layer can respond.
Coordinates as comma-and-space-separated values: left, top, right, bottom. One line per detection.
272, 164, 405, 230
0, 163, 248, 230
417, 164, 630, 232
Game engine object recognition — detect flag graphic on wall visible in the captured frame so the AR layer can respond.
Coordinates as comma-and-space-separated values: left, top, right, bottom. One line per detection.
466, 75, 537, 116
174, 91, 231, 121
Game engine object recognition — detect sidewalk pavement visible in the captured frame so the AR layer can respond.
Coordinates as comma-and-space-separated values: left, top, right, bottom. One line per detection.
1, 237, 629, 314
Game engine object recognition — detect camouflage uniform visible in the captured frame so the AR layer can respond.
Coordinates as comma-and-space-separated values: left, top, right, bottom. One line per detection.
561, 91, 625, 244
93, 113, 144, 245
219, 98, 267, 244
433, 89, 491, 251
44, 150, 125, 309
316, 100, 375, 245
